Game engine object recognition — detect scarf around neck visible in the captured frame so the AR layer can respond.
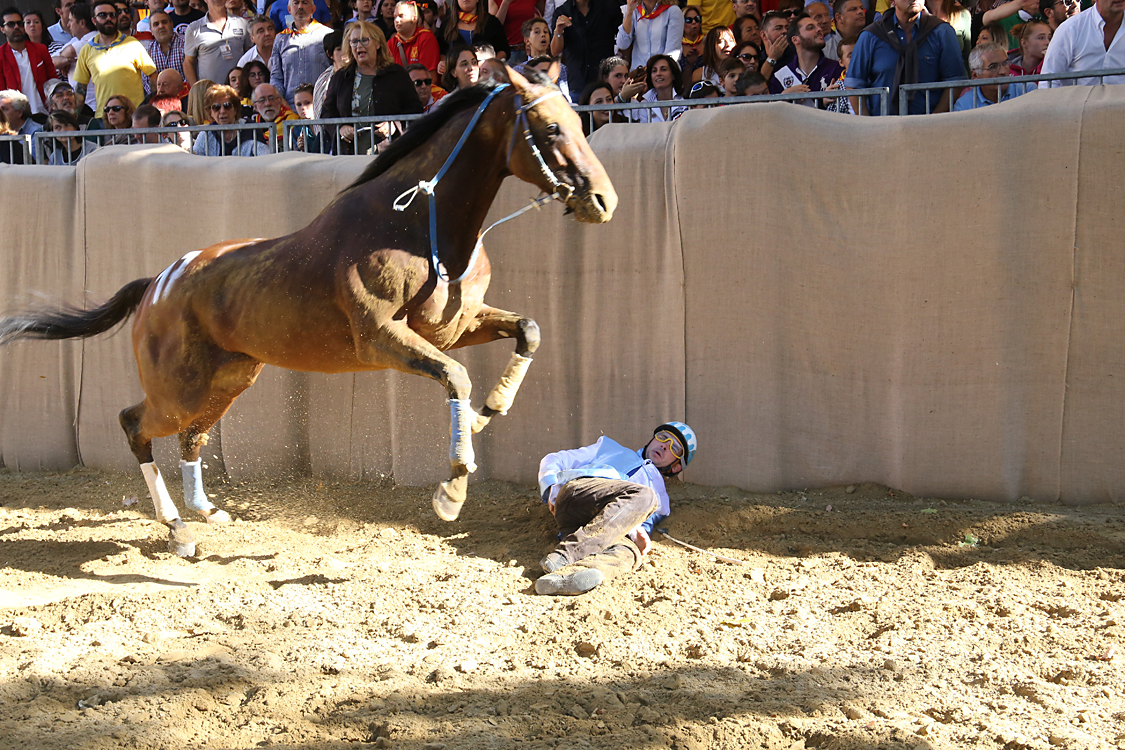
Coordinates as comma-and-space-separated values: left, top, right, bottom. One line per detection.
864, 9, 942, 111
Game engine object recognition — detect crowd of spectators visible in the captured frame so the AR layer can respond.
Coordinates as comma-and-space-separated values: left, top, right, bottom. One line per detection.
0, 0, 1122, 162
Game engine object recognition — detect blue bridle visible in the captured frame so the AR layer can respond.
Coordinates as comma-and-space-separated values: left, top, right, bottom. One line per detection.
392, 83, 571, 284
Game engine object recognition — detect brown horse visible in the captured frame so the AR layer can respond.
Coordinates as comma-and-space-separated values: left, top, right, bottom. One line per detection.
0, 67, 617, 556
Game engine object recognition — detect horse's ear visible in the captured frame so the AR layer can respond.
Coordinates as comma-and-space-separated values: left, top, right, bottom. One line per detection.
547, 59, 561, 85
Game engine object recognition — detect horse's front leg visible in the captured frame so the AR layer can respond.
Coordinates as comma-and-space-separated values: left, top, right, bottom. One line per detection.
449, 305, 540, 434
347, 304, 477, 522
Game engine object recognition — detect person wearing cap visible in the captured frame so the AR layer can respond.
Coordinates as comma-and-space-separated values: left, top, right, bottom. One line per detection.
535, 421, 698, 596
46, 78, 93, 124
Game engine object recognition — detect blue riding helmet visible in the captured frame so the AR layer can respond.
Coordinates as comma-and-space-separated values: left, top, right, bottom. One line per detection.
654, 421, 697, 466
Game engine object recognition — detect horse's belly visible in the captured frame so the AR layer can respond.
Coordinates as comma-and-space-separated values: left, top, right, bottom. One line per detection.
408, 284, 486, 351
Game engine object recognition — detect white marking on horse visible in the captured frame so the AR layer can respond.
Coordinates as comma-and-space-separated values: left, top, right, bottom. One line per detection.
151, 251, 202, 305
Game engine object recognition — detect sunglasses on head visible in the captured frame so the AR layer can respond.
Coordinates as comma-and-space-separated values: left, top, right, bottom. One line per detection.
210, 100, 236, 111
104, 104, 125, 112
654, 430, 685, 459
412, 77, 432, 86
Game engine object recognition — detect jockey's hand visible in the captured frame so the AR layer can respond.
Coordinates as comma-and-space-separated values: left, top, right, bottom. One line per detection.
630, 528, 650, 556
340, 125, 355, 142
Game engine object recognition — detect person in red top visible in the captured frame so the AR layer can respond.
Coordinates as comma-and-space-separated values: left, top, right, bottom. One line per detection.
0, 7, 61, 115
388, 0, 439, 77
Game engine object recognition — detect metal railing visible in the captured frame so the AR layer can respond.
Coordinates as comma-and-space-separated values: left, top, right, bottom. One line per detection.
898, 66, 1125, 115
282, 112, 426, 155
31, 122, 282, 164
0, 133, 32, 165
572, 86, 892, 123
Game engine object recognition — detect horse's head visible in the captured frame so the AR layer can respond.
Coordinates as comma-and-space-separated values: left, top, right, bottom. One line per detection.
503, 66, 618, 224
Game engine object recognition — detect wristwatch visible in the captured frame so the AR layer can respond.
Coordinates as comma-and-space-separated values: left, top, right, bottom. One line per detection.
766, 57, 778, 66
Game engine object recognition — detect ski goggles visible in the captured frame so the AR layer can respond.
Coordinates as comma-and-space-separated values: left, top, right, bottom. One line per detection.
654, 430, 685, 459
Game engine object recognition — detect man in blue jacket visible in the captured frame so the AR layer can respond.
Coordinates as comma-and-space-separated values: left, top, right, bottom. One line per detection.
535, 421, 698, 596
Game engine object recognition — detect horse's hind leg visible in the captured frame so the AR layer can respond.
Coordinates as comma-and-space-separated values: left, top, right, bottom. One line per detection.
449, 305, 540, 434
120, 402, 197, 557
178, 356, 264, 524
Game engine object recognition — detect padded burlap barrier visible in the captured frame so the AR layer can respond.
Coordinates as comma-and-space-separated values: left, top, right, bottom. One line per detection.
1, 85, 1122, 502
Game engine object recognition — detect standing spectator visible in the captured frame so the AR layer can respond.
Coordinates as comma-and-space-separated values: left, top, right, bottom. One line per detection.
768, 11, 842, 104
227, 0, 250, 19
267, 0, 333, 30
74, 2, 156, 116
237, 14, 276, 66
825, 0, 865, 61
629, 52, 684, 120
1041, 0, 1079, 33
513, 15, 550, 66
534, 423, 696, 596
681, 6, 705, 80
288, 79, 321, 150
145, 11, 187, 82
691, 24, 734, 83
388, 0, 440, 76
269, 0, 330, 103
615, 0, 685, 70
1, 8, 61, 115
168, 0, 206, 34
732, 15, 759, 44
844, 0, 965, 114
406, 61, 444, 112
699, 0, 734, 35
496, 0, 540, 56
50, 0, 77, 46
440, 43, 479, 91
0, 88, 41, 136
59, 3, 96, 108
443, 0, 510, 59
954, 41, 1031, 109
825, 33, 856, 112
372, 0, 394, 38
24, 10, 65, 58
549, 0, 621, 99
323, 20, 421, 153
351, 0, 376, 23
47, 78, 94, 122
1039, 0, 1125, 88
312, 27, 342, 116
249, 81, 296, 146
113, 1, 134, 36
184, 0, 251, 88
1009, 18, 1050, 75
192, 82, 269, 153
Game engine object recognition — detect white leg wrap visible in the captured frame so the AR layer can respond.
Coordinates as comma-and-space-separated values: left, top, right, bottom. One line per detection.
449, 398, 477, 473
485, 353, 532, 415
140, 462, 180, 524
180, 459, 214, 513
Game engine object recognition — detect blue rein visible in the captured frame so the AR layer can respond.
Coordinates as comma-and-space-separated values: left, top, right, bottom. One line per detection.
392, 83, 568, 284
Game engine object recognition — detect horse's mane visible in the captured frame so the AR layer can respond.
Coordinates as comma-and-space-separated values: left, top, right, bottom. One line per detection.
343, 69, 555, 193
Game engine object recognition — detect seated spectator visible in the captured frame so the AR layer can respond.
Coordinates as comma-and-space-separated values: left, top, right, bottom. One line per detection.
691, 25, 734, 84
146, 68, 188, 113
826, 0, 866, 62
240, 58, 270, 114
373, 0, 394, 39
1040, 0, 1078, 33
806, 2, 836, 58
731, 0, 759, 23
313, 29, 344, 118
629, 53, 685, 122
717, 56, 744, 95
90, 93, 136, 144
443, 0, 510, 61
0, 89, 42, 136
250, 81, 297, 147
289, 80, 327, 151
577, 79, 616, 134
44, 109, 94, 163
0, 100, 22, 164
597, 55, 630, 100
758, 10, 792, 81
678, 78, 719, 115
825, 34, 856, 113
406, 61, 445, 113
185, 77, 215, 124
417, 0, 439, 31
227, 65, 244, 96
768, 12, 842, 107
1009, 18, 1050, 76
734, 68, 767, 95
1035, 0, 1125, 88
323, 20, 422, 154
982, 0, 1046, 50
681, 7, 706, 82
160, 108, 192, 150
388, 0, 440, 77
440, 44, 479, 92
475, 43, 508, 82
131, 102, 163, 142
974, 21, 1007, 47
732, 40, 761, 72
954, 41, 1031, 110
732, 15, 759, 45
616, 0, 684, 72
46, 79, 94, 125
192, 83, 269, 155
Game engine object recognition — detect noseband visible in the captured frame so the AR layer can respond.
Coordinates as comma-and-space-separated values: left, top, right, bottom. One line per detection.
392, 82, 572, 284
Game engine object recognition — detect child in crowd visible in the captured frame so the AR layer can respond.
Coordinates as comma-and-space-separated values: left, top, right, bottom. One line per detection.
734, 70, 768, 96
511, 15, 550, 65
825, 36, 856, 114
352, 0, 376, 22
718, 58, 745, 96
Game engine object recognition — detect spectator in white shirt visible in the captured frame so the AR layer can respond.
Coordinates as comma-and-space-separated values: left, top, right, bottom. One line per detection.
1038, 0, 1125, 88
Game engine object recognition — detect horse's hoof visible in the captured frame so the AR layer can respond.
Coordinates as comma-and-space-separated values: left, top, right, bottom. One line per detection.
167, 519, 195, 558
471, 411, 492, 434
168, 538, 196, 557
432, 482, 465, 522
201, 508, 231, 524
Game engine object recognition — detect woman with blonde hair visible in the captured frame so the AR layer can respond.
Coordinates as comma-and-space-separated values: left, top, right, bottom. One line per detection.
186, 79, 216, 125
323, 20, 422, 155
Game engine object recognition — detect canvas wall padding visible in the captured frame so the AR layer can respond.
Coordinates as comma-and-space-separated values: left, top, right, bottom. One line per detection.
0, 165, 82, 471
675, 91, 1086, 501
1060, 85, 1125, 502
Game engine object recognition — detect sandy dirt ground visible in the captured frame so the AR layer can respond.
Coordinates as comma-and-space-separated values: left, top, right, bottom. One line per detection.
1, 467, 1124, 750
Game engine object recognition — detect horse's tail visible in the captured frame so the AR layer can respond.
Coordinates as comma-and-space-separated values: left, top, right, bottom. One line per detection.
0, 277, 154, 345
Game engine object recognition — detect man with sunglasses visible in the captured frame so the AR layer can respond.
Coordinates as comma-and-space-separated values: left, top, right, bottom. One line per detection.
1, 7, 62, 116
406, 61, 444, 111
74, 1, 155, 117
535, 421, 698, 596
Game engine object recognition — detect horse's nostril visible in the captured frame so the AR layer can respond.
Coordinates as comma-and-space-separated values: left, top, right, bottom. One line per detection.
593, 193, 607, 213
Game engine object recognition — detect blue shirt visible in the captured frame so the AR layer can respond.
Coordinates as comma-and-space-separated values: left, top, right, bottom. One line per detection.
269, 0, 333, 31
952, 82, 1032, 111
844, 13, 966, 115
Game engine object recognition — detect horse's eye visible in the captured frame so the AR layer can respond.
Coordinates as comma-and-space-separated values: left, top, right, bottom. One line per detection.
545, 123, 561, 137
